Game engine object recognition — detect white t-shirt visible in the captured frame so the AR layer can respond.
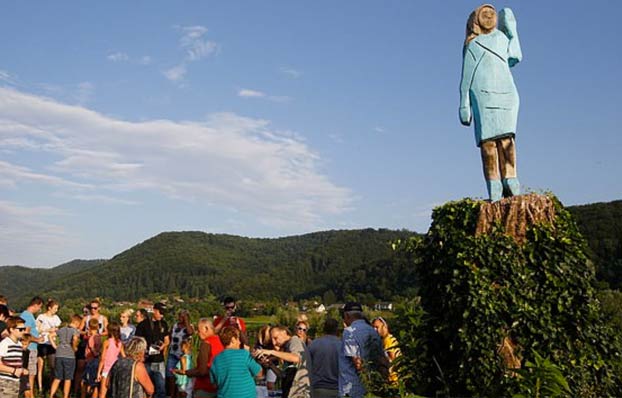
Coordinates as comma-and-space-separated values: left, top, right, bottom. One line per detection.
36, 313, 62, 345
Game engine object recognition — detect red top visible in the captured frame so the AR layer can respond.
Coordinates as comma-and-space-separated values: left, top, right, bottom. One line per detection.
213, 316, 246, 332
194, 334, 224, 393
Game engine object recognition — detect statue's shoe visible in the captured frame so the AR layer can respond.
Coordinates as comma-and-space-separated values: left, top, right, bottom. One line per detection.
487, 179, 503, 202
503, 178, 521, 197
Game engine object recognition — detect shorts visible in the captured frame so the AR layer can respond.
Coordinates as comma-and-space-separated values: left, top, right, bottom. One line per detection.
0, 377, 20, 398
54, 357, 76, 381
27, 349, 38, 375
166, 354, 180, 378
38, 343, 56, 358
82, 359, 100, 387
19, 376, 29, 396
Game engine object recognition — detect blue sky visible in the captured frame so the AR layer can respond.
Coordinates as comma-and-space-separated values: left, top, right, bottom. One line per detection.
1, 1, 620, 267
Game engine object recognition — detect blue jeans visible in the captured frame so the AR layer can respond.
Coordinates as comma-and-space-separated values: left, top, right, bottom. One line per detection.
147, 361, 166, 398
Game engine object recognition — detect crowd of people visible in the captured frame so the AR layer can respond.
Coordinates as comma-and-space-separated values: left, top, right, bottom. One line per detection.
0, 295, 401, 398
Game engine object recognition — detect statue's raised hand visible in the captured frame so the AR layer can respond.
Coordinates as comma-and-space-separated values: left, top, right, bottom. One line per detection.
499, 8, 518, 39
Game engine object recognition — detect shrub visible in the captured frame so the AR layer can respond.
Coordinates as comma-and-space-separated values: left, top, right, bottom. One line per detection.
395, 195, 622, 397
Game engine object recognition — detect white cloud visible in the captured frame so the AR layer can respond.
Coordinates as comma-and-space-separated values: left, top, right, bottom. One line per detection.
179, 26, 218, 61
0, 160, 92, 190
280, 67, 302, 79
163, 25, 219, 84
35, 82, 96, 105
0, 70, 17, 85
0, 200, 75, 266
107, 52, 152, 65
238, 89, 291, 103
52, 192, 139, 206
107, 52, 129, 62
163, 64, 187, 82
0, 87, 352, 229
374, 126, 386, 134
238, 89, 266, 98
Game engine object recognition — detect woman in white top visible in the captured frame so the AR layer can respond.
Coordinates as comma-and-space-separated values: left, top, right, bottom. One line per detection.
35, 299, 61, 392
119, 308, 136, 342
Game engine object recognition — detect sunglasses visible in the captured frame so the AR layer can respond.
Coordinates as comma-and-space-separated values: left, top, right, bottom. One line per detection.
224, 305, 235, 310
90, 306, 99, 310
296, 327, 307, 332
16, 327, 27, 331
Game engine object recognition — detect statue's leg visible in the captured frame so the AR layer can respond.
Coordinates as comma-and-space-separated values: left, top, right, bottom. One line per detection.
481, 141, 502, 201
498, 137, 520, 196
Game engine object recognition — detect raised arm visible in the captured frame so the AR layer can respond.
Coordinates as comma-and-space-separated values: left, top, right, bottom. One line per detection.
499, 8, 522, 67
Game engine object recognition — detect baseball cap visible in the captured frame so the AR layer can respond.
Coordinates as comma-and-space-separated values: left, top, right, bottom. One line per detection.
153, 302, 167, 312
343, 302, 363, 312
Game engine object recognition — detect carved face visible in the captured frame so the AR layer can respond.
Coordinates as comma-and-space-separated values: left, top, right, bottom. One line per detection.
478, 5, 497, 33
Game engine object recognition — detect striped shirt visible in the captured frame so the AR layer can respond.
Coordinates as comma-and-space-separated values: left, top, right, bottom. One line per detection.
0, 337, 24, 380
210, 349, 261, 398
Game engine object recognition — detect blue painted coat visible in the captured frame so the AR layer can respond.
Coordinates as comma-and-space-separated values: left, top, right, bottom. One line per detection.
459, 8, 522, 147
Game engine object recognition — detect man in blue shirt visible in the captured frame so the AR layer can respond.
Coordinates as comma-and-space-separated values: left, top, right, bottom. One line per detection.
309, 318, 341, 398
20, 296, 43, 398
338, 302, 382, 398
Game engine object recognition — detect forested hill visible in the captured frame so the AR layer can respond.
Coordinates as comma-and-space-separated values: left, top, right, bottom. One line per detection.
0, 259, 105, 303
567, 199, 622, 289
2, 199, 620, 308
2, 229, 416, 307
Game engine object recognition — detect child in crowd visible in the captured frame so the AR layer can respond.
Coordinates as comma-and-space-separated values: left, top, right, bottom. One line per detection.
0, 316, 29, 398
81, 318, 102, 398
49, 315, 82, 398
96, 322, 125, 398
173, 340, 194, 398
20, 333, 33, 398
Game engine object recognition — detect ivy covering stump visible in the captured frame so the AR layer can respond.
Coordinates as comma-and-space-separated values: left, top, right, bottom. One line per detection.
399, 194, 621, 397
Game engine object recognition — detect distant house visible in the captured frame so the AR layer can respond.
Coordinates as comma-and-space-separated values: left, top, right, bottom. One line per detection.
137, 299, 154, 312
374, 302, 393, 311
326, 303, 345, 312
315, 304, 326, 313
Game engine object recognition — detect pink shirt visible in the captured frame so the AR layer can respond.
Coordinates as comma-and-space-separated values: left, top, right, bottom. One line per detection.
102, 338, 122, 374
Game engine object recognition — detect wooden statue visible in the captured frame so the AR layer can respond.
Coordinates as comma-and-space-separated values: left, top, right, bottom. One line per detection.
459, 4, 522, 201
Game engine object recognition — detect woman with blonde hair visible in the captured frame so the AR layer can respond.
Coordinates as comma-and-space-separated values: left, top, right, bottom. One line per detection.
295, 320, 312, 346
119, 309, 136, 343
108, 337, 154, 398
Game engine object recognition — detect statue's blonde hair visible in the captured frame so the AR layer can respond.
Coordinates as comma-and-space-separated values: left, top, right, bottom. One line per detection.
465, 4, 496, 45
